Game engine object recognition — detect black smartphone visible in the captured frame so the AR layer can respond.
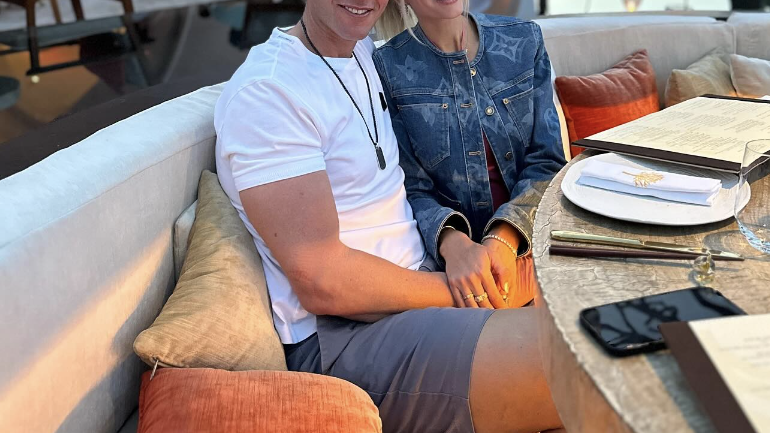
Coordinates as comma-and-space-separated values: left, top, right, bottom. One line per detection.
580, 287, 746, 356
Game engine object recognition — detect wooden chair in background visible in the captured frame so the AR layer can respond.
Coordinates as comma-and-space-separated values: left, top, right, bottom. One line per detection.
1, 0, 134, 71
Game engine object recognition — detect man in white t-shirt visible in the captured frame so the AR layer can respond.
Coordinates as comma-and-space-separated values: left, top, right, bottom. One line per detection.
214, 1, 564, 432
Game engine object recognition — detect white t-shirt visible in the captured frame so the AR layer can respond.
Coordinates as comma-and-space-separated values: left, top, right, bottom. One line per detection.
214, 28, 426, 344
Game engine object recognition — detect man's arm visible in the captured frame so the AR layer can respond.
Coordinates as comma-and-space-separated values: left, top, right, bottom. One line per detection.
239, 171, 455, 320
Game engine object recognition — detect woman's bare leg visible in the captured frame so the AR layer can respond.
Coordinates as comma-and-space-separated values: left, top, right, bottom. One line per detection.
470, 308, 565, 433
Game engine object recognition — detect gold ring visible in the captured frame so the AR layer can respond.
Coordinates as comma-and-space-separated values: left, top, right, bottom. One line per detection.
462, 293, 474, 301
474, 292, 489, 303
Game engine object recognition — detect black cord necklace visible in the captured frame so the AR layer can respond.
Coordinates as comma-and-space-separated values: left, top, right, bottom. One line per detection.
300, 19, 386, 170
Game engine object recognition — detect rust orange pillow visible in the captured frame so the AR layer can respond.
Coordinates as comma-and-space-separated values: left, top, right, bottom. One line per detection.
138, 368, 382, 433
555, 50, 659, 157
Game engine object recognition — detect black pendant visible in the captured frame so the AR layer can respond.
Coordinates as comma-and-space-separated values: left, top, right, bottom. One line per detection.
375, 145, 387, 170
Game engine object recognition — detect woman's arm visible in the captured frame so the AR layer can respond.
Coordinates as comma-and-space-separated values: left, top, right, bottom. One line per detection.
373, 51, 507, 310
480, 24, 566, 307
484, 24, 566, 257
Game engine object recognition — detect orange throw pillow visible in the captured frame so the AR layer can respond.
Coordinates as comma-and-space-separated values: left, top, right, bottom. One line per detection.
555, 50, 659, 157
138, 368, 382, 433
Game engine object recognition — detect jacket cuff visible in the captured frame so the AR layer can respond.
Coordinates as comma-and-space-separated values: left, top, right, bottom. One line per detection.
483, 206, 533, 257
426, 209, 472, 269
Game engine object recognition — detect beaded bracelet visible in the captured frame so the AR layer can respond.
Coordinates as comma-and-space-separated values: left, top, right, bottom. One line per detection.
481, 234, 517, 257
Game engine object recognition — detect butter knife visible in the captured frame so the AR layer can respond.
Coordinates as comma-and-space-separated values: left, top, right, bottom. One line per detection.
550, 231, 744, 261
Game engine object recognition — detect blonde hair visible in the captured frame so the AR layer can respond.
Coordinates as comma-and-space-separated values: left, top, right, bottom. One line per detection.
375, 0, 418, 41
374, 0, 472, 43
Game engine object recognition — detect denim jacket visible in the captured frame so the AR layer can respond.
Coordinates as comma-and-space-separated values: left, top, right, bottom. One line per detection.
373, 14, 566, 266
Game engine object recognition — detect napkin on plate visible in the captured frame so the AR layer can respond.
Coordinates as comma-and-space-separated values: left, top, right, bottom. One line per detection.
577, 160, 722, 206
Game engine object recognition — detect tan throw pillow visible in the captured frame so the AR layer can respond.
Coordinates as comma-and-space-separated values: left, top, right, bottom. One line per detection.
665, 53, 736, 107
134, 170, 287, 371
730, 54, 770, 99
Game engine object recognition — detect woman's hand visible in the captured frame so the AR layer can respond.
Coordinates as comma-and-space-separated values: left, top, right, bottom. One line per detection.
439, 229, 508, 309
482, 237, 517, 306
483, 224, 532, 308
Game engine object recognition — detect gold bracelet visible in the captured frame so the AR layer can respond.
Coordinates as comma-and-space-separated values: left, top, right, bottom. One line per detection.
482, 234, 517, 257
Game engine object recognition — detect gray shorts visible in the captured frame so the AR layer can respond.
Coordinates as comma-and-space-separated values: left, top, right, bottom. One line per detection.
284, 307, 494, 433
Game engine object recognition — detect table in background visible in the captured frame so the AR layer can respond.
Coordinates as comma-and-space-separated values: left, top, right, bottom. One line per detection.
533, 150, 770, 433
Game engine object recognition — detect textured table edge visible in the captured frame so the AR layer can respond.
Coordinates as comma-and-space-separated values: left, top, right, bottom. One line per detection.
533, 152, 637, 433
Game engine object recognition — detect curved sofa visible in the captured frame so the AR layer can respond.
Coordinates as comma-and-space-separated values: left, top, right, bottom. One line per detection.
1, 12, 768, 433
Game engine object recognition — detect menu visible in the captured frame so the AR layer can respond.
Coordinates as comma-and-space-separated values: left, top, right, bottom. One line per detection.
661, 314, 770, 433
577, 96, 770, 172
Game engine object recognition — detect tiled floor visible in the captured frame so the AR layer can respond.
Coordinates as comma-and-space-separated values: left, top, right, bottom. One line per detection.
0, 0, 302, 145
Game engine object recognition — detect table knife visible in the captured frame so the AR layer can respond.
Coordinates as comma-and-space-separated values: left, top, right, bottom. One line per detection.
550, 231, 744, 261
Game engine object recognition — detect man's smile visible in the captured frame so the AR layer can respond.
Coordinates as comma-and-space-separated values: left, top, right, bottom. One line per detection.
339, 4, 373, 17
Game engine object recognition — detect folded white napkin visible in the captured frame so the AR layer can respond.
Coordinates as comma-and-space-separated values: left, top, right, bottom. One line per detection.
578, 160, 722, 206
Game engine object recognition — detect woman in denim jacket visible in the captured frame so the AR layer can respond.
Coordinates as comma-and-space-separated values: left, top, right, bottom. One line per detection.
373, 1, 565, 310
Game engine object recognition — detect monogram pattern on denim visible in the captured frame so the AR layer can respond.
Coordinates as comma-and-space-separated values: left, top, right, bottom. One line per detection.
395, 55, 428, 82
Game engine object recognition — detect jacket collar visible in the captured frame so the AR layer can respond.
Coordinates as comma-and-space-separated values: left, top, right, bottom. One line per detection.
413, 12, 485, 65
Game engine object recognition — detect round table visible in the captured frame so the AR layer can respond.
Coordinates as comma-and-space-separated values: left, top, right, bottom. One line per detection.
532, 151, 770, 433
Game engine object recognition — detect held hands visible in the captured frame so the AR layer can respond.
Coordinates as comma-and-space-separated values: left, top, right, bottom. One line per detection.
439, 229, 511, 309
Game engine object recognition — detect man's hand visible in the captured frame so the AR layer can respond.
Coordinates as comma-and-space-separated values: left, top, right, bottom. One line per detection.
439, 229, 508, 309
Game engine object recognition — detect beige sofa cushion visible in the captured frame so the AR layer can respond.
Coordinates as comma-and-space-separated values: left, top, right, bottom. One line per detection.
134, 171, 287, 372
664, 52, 736, 107
728, 12, 770, 61
730, 54, 770, 98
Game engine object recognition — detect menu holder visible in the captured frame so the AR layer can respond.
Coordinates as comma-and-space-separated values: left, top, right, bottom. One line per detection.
575, 95, 770, 173
660, 314, 770, 433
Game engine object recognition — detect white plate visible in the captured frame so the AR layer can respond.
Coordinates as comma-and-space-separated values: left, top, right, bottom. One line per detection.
561, 153, 751, 226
